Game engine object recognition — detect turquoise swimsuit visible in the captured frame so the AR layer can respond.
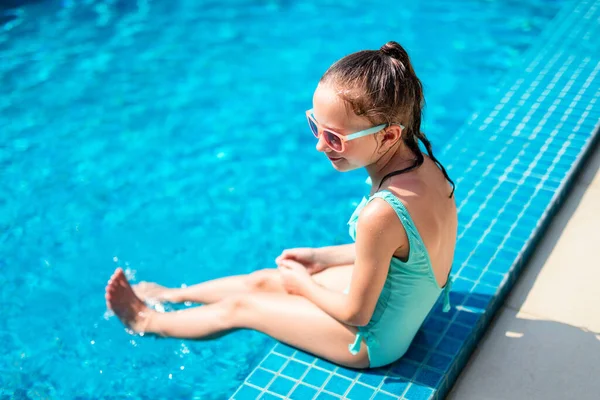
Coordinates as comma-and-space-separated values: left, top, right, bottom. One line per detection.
346, 189, 452, 368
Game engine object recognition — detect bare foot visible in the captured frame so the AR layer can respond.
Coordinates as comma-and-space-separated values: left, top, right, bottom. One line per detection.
105, 268, 154, 334
133, 281, 175, 303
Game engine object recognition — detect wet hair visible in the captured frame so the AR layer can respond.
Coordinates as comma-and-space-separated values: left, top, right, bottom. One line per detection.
320, 41, 455, 198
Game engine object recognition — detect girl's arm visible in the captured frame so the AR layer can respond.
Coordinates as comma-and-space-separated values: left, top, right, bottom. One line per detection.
280, 199, 403, 326
316, 243, 356, 267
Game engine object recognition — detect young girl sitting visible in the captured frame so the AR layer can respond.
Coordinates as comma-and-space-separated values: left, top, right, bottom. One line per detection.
105, 40, 457, 369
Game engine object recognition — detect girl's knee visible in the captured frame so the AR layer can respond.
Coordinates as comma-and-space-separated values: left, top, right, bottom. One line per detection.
221, 295, 250, 329
246, 269, 280, 292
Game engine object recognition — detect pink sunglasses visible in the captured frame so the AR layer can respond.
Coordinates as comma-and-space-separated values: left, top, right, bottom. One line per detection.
306, 109, 404, 152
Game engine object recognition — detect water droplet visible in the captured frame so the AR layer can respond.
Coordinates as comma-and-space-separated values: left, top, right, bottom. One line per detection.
113, 257, 118, 262
100, 370, 103, 374
180, 366, 185, 370
180, 344, 190, 354
90, 340, 95, 345
168, 374, 173, 379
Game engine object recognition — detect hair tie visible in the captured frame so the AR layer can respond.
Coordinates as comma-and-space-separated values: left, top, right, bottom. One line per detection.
379, 41, 404, 60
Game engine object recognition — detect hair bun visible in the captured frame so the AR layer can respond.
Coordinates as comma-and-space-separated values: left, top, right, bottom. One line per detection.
380, 41, 405, 60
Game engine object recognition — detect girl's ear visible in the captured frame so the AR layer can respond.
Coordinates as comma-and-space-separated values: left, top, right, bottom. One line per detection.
380, 124, 403, 148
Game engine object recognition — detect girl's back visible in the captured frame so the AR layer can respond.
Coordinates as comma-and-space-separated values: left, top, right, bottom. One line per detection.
384, 155, 457, 288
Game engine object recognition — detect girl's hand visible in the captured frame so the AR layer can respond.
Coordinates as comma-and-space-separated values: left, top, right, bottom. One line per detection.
275, 247, 326, 275
277, 259, 314, 296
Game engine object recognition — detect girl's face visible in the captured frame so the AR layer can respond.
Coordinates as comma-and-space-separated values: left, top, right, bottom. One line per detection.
311, 83, 383, 171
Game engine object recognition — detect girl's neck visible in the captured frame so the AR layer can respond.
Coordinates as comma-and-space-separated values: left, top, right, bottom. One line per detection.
366, 141, 419, 192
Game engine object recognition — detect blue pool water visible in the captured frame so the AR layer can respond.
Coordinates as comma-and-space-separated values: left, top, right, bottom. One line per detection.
0, 0, 569, 398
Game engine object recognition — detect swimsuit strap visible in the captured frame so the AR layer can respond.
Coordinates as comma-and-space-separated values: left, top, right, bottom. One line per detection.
369, 190, 427, 261
443, 277, 453, 312
376, 159, 420, 191
348, 332, 363, 355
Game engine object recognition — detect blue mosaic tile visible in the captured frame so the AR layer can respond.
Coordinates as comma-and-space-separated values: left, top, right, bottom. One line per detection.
413, 329, 440, 348
267, 376, 296, 397
260, 393, 283, 400
248, 368, 276, 388
422, 317, 448, 334
289, 384, 318, 400
260, 354, 287, 373
403, 346, 429, 364
460, 266, 481, 281
453, 309, 481, 327
426, 352, 453, 372
293, 350, 316, 364
281, 360, 309, 380
404, 384, 434, 400
232, 1, 600, 399
373, 392, 399, 400
233, 384, 262, 400
336, 366, 361, 380
314, 359, 337, 371
357, 370, 386, 387
463, 294, 488, 311
451, 277, 475, 292
315, 392, 341, 400
273, 343, 295, 357
436, 337, 463, 357
303, 368, 330, 388
472, 283, 499, 296
347, 383, 376, 400
323, 375, 352, 395
381, 377, 410, 396
414, 368, 444, 388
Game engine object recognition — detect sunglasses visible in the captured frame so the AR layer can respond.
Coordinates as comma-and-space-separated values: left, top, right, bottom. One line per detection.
306, 109, 404, 152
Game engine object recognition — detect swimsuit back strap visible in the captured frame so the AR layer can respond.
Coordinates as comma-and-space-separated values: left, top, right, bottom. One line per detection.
369, 190, 423, 255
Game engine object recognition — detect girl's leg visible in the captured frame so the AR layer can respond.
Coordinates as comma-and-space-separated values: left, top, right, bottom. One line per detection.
134, 265, 354, 305
133, 274, 275, 304
106, 268, 368, 368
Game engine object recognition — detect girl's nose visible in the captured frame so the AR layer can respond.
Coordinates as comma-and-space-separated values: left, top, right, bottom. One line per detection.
315, 133, 329, 152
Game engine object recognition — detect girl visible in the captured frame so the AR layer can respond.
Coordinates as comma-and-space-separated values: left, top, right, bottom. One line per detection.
105, 41, 457, 369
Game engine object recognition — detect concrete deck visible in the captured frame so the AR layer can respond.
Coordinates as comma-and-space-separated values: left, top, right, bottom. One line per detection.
448, 140, 600, 400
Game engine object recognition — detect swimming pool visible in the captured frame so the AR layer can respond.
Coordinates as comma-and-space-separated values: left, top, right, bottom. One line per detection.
0, 0, 570, 398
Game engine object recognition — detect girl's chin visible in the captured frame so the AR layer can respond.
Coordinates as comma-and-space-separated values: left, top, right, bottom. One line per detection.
329, 158, 358, 172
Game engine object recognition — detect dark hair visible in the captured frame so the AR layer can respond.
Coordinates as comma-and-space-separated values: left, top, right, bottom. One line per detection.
320, 41, 455, 198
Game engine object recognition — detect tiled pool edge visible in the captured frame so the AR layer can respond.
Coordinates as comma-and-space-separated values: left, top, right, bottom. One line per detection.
231, 0, 600, 398
437, 124, 600, 400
